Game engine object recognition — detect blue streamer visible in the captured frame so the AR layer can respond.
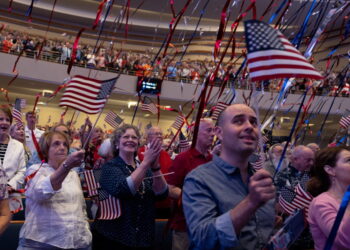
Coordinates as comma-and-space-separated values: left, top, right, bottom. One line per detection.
292, 0, 317, 49
324, 185, 350, 250
93, 0, 114, 54
268, 0, 287, 24
273, 89, 309, 178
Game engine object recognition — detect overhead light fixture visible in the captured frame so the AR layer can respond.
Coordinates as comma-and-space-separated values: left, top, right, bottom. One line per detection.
37, 101, 47, 105
128, 101, 137, 108
144, 114, 150, 117
42, 90, 53, 98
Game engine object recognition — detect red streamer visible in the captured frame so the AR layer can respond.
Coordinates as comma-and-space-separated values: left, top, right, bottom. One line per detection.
92, 0, 108, 30
7, 73, 18, 86
31, 130, 44, 161
32, 93, 42, 113
67, 28, 85, 74
8, 0, 14, 12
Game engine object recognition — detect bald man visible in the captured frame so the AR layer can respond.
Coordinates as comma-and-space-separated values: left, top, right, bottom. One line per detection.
182, 104, 275, 249
275, 145, 315, 249
275, 145, 315, 191
167, 118, 215, 250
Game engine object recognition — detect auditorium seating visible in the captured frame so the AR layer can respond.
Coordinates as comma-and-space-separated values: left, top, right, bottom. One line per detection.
3, 197, 172, 249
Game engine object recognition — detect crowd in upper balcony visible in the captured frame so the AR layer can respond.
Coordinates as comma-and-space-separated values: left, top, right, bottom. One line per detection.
1, 27, 349, 97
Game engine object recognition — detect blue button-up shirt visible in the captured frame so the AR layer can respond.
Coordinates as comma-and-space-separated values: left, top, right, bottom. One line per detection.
183, 155, 275, 250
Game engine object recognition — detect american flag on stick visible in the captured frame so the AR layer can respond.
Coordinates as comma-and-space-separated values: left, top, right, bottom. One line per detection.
279, 184, 313, 216
59, 75, 118, 114
141, 96, 158, 114
12, 98, 24, 128
105, 111, 123, 128
339, 114, 350, 129
84, 169, 121, 220
178, 132, 190, 153
211, 102, 229, 121
97, 193, 121, 220
171, 115, 185, 130
244, 20, 323, 82
83, 170, 100, 197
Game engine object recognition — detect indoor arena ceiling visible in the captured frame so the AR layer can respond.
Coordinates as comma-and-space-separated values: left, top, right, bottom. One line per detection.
1, 0, 348, 42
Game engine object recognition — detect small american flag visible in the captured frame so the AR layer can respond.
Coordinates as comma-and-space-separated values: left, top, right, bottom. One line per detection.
59, 75, 118, 114
105, 111, 123, 129
279, 184, 312, 216
178, 132, 190, 153
97, 194, 121, 220
294, 183, 313, 216
244, 20, 323, 82
141, 96, 158, 114
250, 153, 265, 171
12, 98, 24, 128
84, 170, 100, 197
84, 169, 121, 220
339, 115, 350, 129
171, 115, 184, 130
279, 187, 299, 215
211, 102, 229, 121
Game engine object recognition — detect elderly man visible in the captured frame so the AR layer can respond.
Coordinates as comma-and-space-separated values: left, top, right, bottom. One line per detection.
275, 145, 315, 191
137, 126, 172, 217
275, 145, 315, 249
167, 118, 215, 250
183, 104, 275, 249
24, 111, 44, 156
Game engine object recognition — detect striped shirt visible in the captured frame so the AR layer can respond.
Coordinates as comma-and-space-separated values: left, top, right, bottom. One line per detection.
0, 143, 8, 164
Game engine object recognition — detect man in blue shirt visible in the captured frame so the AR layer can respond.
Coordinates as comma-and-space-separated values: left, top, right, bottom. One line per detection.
183, 104, 276, 250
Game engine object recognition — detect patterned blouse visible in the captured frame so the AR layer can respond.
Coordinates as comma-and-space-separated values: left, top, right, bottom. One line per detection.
0, 168, 8, 200
92, 156, 168, 247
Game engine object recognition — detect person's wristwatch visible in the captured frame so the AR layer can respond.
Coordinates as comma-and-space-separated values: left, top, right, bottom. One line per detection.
151, 167, 161, 172
62, 161, 70, 171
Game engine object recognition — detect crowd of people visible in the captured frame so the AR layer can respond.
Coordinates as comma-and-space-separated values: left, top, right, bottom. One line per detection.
1, 27, 350, 96
0, 103, 349, 250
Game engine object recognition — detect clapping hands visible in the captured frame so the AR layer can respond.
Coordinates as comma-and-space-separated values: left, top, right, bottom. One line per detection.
143, 138, 162, 169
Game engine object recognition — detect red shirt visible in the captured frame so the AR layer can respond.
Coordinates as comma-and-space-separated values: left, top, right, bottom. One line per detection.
167, 148, 212, 231
137, 146, 173, 209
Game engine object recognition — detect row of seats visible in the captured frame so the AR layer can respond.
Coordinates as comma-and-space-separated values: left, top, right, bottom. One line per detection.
0, 220, 172, 250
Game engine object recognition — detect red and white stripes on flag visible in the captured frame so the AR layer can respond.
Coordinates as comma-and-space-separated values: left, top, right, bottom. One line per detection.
12, 98, 24, 128
59, 75, 118, 114
278, 184, 313, 216
104, 111, 123, 129
211, 102, 229, 121
339, 115, 350, 129
244, 20, 323, 82
97, 194, 121, 220
83, 170, 100, 197
250, 153, 265, 171
141, 96, 158, 114
172, 115, 184, 130
295, 183, 313, 216
83, 170, 121, 220
178, 132, 190, 153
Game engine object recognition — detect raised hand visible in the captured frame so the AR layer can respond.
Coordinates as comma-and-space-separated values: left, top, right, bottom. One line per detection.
247, 169, 275, 207
64, 150, 85, 169
143, 138, 162, 168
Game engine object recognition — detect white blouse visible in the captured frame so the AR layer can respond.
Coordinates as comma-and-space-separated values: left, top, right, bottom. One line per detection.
19, 163, 92, 249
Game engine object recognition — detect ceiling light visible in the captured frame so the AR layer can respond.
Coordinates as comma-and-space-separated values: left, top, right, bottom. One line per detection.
128, 101, 138, 108
37, 101, 47, 105
144, 114, 150, 117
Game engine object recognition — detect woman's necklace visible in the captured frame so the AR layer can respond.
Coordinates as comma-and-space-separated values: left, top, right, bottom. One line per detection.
125, 162, 146, 196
